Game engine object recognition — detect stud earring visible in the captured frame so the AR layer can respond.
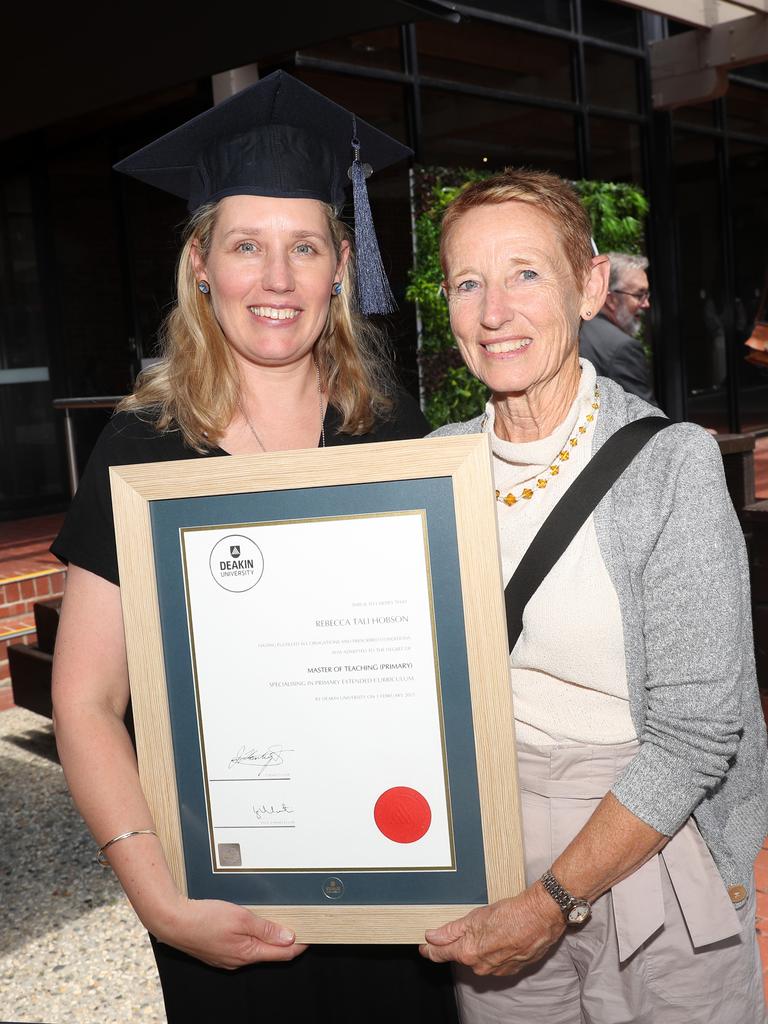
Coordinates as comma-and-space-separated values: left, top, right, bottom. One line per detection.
198, 280, 210, 294
584, 309, 592, 318
332, 282, 342, 296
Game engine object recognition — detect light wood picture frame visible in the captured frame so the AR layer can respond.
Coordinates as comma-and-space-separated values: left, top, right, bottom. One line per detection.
111, 434, 524, 943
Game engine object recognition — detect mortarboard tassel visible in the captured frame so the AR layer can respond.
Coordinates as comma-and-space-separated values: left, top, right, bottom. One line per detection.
348, 117, 397, 316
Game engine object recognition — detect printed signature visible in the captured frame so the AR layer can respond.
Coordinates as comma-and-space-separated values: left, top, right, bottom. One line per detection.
252, 802, 293, 820
229, 744, 293, 774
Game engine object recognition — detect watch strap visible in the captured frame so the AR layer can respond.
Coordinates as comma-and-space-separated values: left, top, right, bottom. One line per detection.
540, 869, 590, 918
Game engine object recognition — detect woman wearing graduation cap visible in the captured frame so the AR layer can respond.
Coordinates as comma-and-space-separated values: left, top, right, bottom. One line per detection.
50, 72, 456, 1023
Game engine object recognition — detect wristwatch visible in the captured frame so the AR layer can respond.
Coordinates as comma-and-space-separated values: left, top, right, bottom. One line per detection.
539, 869, 592, 926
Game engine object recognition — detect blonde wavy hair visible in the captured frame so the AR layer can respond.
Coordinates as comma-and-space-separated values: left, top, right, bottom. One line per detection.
119, 200, 394, 450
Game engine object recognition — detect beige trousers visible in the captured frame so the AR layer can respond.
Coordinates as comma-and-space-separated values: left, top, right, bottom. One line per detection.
455, 741, 766, 1024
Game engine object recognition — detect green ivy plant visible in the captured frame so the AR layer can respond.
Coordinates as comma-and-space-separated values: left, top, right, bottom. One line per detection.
575, 179, 649, 255
406, 166, 649, 427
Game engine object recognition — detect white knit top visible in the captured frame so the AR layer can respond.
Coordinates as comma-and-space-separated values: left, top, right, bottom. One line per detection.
487, 360, 637, 746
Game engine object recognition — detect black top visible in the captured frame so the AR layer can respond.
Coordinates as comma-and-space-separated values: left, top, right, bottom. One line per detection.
52, 391, 429, 586
51, 391, 458, 1024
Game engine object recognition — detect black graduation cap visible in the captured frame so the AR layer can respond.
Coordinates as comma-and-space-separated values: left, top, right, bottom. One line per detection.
114, 70, 411, 314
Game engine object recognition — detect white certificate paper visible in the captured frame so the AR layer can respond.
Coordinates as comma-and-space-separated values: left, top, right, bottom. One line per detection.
179, 511, 455, 873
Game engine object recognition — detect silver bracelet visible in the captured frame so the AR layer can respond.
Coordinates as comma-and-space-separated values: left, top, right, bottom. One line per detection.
97, 828, 158, 868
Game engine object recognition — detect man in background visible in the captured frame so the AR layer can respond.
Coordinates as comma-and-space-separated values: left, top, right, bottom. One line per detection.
580, 252, 658, 406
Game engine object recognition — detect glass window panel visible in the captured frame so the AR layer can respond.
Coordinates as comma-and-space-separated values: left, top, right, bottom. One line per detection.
673, 130, 729, 431
290, 69, 408, 143
120, 177, 187, 363
460, 0, 572, 29
366, 161, 422, 390
297, 28, 403, 73
581, 0, 639, 47
589, 118, 643, 183
421, 89, 580, 178
0, 380, 63, 509
48, 143, 136, 398
730, 140, 768, 432
47, 89, 209, 405
416, 20, 573, 101
0, 175, 64, 511
585, 46, 640, 112
666, 18, 695, 36
0, 177, 48, 369
114, 91, 213, 369
732, 63, 768, 86
727, 82, 768, 139
684, 388, 730, 433
671, 102, 715, 129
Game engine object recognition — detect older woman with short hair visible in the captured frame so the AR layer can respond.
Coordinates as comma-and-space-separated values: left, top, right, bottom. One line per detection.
420, 168, 768, 1024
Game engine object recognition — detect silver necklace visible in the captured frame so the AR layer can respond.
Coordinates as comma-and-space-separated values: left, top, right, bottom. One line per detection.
239, 362, 326, 452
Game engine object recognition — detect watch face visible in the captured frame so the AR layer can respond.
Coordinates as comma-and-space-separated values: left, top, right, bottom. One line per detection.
567, 901, 591, 926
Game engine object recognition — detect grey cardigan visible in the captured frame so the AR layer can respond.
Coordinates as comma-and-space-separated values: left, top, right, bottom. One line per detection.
431, 376, 768, 900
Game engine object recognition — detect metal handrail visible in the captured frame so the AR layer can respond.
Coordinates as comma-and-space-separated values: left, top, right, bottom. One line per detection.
52, 397, 125, 410
52, 396, 125, 496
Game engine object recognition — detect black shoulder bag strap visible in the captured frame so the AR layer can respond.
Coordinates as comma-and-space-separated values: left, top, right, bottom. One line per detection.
504, 416, 670, 653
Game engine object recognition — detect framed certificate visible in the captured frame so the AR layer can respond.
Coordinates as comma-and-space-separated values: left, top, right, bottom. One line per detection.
111, 434, 524, 942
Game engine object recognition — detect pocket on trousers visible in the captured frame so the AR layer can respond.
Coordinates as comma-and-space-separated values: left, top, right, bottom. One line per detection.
639, 859, 756, 1011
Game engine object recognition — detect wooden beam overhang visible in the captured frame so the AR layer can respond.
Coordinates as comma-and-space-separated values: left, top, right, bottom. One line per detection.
611, 0, 765, 28
607, 1, 768, 109
648, 10, 768, 108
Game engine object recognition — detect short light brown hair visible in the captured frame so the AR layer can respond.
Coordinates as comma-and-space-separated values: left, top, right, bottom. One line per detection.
440, 168, 594, 284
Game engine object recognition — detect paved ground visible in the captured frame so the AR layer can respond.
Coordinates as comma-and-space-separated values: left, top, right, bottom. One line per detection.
0, 706, 165, 1024
2, 703, 766, 1022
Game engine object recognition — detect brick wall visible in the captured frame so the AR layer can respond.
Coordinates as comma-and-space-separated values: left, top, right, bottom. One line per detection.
0, 570, 66, 689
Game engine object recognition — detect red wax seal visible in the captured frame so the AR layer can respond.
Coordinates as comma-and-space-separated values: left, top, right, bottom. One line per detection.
374, 787, 432, 843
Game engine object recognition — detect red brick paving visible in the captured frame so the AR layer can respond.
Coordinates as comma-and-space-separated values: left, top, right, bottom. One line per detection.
0, 512, 65, 546
0, 514, 66, 698
0, 568, 65, 686
0, 514, 63, 576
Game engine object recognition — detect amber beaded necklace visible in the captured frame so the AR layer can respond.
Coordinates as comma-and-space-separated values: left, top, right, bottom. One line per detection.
494, 384, 600, 507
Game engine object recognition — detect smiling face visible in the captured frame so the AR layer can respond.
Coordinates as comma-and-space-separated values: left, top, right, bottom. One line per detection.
192, 195, 349, 369
442, 201, 603, 400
